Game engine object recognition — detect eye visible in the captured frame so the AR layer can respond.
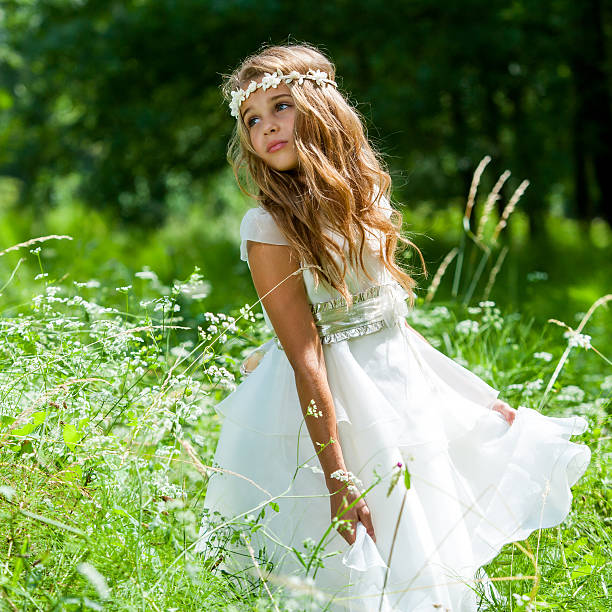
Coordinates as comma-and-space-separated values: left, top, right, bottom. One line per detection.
246, 115, 259, 128
276, 102, 291, 111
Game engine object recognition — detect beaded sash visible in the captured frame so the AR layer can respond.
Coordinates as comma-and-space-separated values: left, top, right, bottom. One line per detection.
240, 283, 409, 375
310, 283, 409, 344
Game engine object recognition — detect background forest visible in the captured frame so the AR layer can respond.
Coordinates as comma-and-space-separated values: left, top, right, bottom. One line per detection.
0, 1, 610, 610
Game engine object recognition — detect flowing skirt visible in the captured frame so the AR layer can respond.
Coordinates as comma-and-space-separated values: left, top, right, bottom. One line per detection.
196, 324, 591, 611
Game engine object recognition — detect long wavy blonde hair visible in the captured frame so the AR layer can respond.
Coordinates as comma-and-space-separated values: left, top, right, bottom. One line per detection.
222, 43, 424, 304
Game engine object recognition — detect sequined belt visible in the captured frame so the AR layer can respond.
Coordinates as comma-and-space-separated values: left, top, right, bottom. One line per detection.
310, 283, 409, 344
240, 283, 409, 375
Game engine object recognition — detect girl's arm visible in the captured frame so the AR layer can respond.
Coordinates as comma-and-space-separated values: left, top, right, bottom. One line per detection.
247, 241, 345, 482
247, 240, 375, 543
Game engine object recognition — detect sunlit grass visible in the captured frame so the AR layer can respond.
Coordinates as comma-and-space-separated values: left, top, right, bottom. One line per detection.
0, 163, 610, 609
0, 243, 608, 609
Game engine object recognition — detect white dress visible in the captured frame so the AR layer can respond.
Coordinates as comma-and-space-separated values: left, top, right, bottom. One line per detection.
196, 204, 591, 611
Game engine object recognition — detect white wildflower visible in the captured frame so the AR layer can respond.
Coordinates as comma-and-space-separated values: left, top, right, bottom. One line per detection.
73, 279, 101, 288
173, 271, 210, 300
306, 399, 323, 419
303, 463, 324, 475
526, 271, 548, 282
34, 273, 48, 280
534, 351, 553, 362
0, 486, 15, 501
563, 330, 592, 349
330, 470, 363, 490
525, 379, 544, 396
135, 267, 159, 282
170, 346, 191, 360
557, 385, 585, 403
456, 320, 480, 335
431, 306, 450, 319
204, 312, 220, 324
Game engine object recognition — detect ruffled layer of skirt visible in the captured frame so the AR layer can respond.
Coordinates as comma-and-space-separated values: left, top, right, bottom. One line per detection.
196, 325, 591, 611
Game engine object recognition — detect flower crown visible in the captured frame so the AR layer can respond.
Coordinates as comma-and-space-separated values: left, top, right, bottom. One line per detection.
229, 69, 338, 119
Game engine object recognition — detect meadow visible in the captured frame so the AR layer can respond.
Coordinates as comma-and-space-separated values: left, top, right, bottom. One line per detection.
0, 168, 610, 611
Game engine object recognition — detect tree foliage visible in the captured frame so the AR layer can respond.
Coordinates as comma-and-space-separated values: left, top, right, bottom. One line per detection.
1, 0, 610, 226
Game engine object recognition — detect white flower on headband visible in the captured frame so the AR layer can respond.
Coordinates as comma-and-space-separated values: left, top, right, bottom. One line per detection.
260, 71, 282, 90
228, 69, 338, 119
244, 81, 258, 96
308, 69, 329, 86
284, 70, 302, 84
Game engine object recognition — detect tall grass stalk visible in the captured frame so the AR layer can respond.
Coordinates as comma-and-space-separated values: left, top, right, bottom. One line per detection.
463, 178, 528, 304
538, 294, 612, 411
452, 155, 491, 297
482, 246, 509, 301
0, 234, 73, 258
491, 180, 529, 242
425, 247, 458, 303
476, 170, 511, 241
241, 533, 281, 612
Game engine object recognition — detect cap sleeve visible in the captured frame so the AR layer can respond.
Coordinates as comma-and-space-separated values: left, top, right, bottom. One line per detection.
239, 208, 290, 262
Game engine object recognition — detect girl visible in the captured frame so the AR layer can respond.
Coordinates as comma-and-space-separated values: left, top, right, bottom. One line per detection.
196, 43, 590, 611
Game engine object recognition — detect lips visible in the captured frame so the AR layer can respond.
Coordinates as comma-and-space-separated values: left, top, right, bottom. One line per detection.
267, 140, 287, 153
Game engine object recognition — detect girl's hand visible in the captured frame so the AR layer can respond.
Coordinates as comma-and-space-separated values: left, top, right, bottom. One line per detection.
328, 483, 375, 545
491, 399, 517, 426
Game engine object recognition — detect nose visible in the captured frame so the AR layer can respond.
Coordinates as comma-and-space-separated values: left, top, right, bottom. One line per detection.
263, 116, 279, 135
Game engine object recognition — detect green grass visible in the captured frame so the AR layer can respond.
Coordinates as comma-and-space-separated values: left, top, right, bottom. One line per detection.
0, 174, 610, 610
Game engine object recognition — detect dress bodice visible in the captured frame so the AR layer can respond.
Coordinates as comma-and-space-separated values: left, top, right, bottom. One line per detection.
239, 198, 397, 303
239, 201, 410, 345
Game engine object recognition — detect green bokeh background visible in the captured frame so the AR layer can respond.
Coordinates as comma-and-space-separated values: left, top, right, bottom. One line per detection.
0, 0, 610, 320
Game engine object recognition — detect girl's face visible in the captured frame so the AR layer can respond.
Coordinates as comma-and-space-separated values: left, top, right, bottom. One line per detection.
240, 81, 298, 172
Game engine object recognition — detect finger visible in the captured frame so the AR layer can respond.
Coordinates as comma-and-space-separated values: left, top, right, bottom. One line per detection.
502, 402, 516, 425
358, 505, 376, 542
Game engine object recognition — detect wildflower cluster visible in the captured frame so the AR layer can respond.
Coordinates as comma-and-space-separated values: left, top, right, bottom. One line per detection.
329, 469, 363, 494
306, 399, 323, 419
563, 330, 592, 350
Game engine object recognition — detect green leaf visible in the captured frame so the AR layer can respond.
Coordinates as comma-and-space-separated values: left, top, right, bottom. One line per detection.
404, 467, 411, 490
269, 501, 279, 512
19, 509, 86, 537
11, 422, 36, 437
9, 411, 47, 436
60, 464, 83, 483
571, 565, 593, 578
32, 411, 48, 426
0, 415, 16, 429
63, 423, 83, 450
